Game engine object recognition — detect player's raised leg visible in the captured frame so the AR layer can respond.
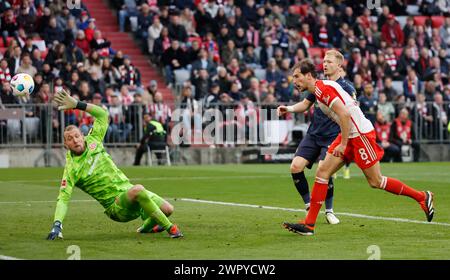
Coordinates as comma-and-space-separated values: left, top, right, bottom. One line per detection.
128, 185, 183, 238
362, 162, 435, 222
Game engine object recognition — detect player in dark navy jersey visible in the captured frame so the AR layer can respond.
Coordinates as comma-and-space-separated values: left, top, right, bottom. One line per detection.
278, 50, 356, 224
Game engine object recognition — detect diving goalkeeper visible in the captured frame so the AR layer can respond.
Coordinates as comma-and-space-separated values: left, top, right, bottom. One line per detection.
47, 89, 183, 240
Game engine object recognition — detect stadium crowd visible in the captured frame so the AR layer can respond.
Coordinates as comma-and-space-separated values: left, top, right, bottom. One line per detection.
0, 0, 155, 143
117, 0, 450, 146
1, 0, 450, 159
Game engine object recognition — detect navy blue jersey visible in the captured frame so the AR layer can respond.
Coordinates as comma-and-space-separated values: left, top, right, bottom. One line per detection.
305, 77, 356, 138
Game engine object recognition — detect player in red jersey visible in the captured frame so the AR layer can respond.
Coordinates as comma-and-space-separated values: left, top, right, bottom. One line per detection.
279, 59, 435, 236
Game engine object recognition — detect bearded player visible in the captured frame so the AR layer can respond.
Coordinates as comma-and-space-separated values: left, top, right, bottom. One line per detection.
281, 50, 355, 224
279, 59, 434, 235
46, 89, 183, 240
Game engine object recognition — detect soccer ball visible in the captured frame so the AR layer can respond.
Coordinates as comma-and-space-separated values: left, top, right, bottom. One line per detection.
10, 73, 35, 97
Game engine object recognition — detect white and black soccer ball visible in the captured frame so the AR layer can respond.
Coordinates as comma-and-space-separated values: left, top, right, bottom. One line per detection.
10, 73, 35, 97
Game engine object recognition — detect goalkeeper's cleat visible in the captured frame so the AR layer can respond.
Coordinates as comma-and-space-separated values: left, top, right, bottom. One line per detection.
282, 221, 315, 236
168, 224, 183, 238
419, 191, 434, 222
343, 167, 350, 179
137, 224, 165, 233
325, 211, 340, 225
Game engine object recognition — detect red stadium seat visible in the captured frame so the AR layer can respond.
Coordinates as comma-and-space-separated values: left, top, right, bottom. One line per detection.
0, 47, 7, 55
322, 48, 331, 55
40, 48, 49, 59
289, 5, 302, 15
0, 37, 15, 47
414, 16, 429, 26
431, 16, 445, 28
308, 47, 323, 58
394, 48, 403, 58
300, 4, 309, 16
6, 37, 14, 47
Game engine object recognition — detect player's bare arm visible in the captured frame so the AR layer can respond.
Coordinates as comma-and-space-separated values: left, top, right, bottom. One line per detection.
277, 99, 313, 116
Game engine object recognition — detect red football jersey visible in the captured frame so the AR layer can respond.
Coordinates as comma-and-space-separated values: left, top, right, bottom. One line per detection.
314, 80, 374, 138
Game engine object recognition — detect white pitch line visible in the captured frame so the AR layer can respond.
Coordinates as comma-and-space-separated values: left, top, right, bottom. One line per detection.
176, 198, 450, 227
0, 255, 23, 260
1, 197, 449, 227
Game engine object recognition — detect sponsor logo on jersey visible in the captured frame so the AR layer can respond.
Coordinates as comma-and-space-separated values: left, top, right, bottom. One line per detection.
89, 142, 97, 150
323, 95, 330, 105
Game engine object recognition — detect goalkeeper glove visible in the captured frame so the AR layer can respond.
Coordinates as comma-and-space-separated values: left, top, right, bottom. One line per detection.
46, 220, 63, 240
54, 89, 78, 111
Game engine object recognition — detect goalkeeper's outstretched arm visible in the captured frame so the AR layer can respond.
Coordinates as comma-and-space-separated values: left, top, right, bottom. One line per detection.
47, 168, 74, 240
54, 89, 109, 141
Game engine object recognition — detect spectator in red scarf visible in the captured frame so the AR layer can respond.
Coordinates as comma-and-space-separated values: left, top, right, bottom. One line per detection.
390, 108, 420, 162
313, 15, 334, 48
381, 14, 404, 47
416, 47, 431, 79
90, 30, 111, 57
84, 19, 96, 42
299, 23, 314, 47
75, 30, 90, 54
0, 60, 12, 83
403, 68, 423, 102
357, 8, 372, 30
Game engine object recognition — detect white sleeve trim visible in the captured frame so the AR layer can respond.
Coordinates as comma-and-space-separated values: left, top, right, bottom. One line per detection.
329, 97, 339, 109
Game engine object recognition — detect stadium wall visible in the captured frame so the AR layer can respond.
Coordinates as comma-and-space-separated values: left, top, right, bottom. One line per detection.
1, 145, 450, 167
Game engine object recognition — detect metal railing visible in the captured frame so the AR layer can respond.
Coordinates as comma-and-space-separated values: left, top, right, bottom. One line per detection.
0, 101, 449, 147
0, 103, 144, 147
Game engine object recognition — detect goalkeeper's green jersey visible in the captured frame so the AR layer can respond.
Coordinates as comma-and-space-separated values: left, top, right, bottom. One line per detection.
53, 105, 132, 222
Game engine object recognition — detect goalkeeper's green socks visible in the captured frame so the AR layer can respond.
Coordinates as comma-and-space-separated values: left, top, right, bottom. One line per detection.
136, 191, 172, 231
139, 218, 158, 232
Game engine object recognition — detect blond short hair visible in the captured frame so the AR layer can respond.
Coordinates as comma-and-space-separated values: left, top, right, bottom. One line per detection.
63, 125, 82, 143
324, 50, 344, 66
64, 125, 80, 133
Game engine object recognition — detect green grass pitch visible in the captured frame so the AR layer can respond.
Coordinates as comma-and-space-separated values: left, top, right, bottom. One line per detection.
0, 163, 449, 260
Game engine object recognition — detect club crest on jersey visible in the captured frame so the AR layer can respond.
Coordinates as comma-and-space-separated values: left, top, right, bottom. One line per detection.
61, 179, 67, 189
89, 142, 97, 150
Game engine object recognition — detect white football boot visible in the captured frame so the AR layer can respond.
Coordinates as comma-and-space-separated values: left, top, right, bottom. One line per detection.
325, 210, 340, 224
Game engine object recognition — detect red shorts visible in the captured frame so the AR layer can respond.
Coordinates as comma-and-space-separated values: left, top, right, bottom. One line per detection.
327, 130, 384, 169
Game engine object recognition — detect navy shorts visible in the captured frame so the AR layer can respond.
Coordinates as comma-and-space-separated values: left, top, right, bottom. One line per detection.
295, 134, 338, 169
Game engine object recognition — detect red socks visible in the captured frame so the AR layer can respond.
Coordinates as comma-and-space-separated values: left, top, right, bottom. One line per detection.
303, 176, 425, 226
382, 177, 425, 202
304, 178, 328, 226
